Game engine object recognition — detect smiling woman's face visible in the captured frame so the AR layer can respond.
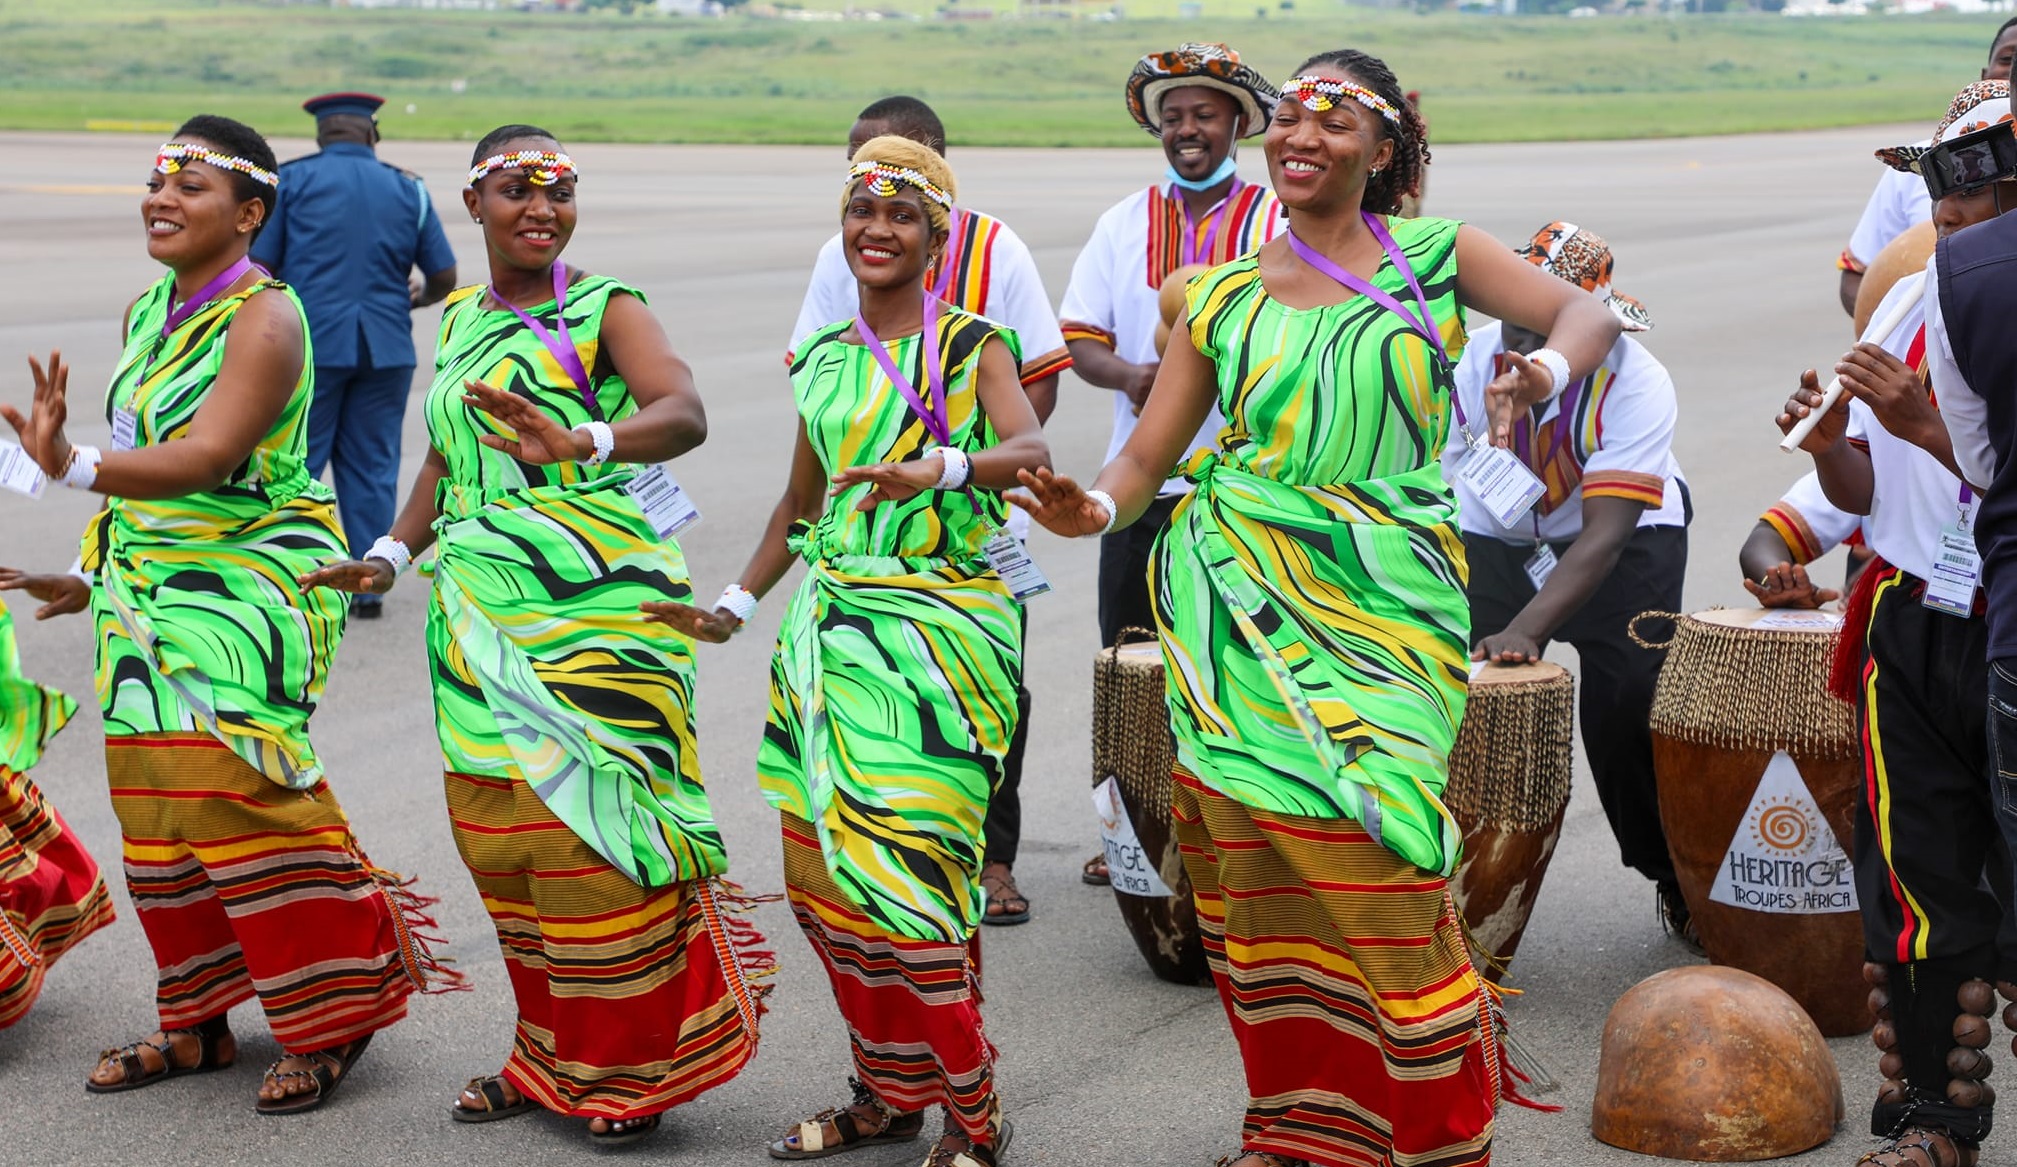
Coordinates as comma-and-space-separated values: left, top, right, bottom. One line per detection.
842, 182, 940, 291
1264, 69, 1394, 215
463, 136, 578, 272
141, 139, 261, 268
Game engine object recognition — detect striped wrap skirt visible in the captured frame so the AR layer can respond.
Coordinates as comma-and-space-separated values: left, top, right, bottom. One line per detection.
0, 762, 115, 1028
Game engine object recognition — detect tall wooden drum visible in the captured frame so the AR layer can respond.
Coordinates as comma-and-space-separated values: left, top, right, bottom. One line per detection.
1090, 639, 1209, 985
1445, 661, 1575, 983
1644, 607, 1868, 1036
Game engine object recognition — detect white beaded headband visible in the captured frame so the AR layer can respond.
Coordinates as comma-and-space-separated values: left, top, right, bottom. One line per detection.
1283, 75, 1400, 124
846, 160, 954, 210
154, 142, 279, 189
466, 150, 579, 188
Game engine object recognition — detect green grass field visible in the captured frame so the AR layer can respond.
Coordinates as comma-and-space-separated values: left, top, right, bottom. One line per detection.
0, 0, 1997, 145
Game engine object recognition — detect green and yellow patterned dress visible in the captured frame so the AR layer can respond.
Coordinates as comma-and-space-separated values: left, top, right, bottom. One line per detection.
91, 276, 346, 787
763, 309, 1025, 947
86, 273, 442, 1054
1157, 215, 1472, 876
1155, 216, 1501, 1167
425, 273, 764, 1119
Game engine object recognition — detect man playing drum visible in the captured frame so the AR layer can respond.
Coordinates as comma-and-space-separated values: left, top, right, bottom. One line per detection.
1779, 81, 2017, 1167
1739, 470, 1867, 609
1443, 223, 1694, 939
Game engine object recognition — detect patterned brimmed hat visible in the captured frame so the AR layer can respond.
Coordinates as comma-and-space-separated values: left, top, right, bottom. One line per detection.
1877, 80, 2012, 175
1125, 43, 1279, 140
1515, 222, 1651, 332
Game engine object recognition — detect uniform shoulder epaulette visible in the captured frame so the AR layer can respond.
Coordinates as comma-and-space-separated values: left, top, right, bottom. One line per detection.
383, 161, 426, 184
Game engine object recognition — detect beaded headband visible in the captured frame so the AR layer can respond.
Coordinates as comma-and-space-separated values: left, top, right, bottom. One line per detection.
1283, 76, 1399, 124
466, 150, 578, 188
846, 161, 954, 210
153, 143, 279, 189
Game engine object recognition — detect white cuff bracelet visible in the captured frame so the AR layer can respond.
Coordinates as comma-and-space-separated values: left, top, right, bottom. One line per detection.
574, 421, 615, 466
1084, 489, 1120, 537
60, 445, 101, 491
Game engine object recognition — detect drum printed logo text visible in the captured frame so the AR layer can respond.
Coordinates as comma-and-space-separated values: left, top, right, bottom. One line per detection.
1707, 751, 1859, 915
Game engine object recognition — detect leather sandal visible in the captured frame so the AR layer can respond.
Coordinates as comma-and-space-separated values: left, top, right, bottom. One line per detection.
1081, 854, 1110, 886
1214, 1153, 1311, 1167
588, 1112, 661, 1146
452, 1074, 539, 1123
1857, 1127, 1979, 1167
255, 1033, 372, 1115
769, 1077, 926, 1159
980, 864, 1031, 927
85, 1016, 235, 1094
923, 1119, 1013, 1166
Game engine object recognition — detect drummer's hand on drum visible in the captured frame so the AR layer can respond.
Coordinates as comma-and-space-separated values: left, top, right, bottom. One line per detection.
1775, 369, 1849, 453
1743, 561, 1840, 610
1011, 466, 1111, 537
1473, 629, 1543, 665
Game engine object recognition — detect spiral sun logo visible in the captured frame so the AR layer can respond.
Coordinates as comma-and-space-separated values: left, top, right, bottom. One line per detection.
1750, 798, 1813, 853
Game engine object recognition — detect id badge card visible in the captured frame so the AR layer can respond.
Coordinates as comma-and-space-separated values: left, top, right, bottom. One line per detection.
1523, 542, 1558, 590
982, 529, 1050, 602
1924, 522, 1982, 617
111, 408, 138, 452
1455, 439, 1546, 529
0, 440, 47, 498
625, 464, 700, 540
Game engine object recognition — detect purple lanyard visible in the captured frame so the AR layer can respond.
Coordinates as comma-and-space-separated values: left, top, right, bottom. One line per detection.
857, 297, 950, 445
491, 264, 593, 408
1179, 180, 1244, 267
930, 208, 966, 304
162, 257, 254, 338
1285, 213, 1447, 365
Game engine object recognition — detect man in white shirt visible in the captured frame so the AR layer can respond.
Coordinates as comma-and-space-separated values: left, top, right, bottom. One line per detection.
1057, 42, 1284, 652
1445, 223, 1692, 936
1836, 18, 2017, 315
786, 95, 1069, 929
1782, 82, 2017, 1167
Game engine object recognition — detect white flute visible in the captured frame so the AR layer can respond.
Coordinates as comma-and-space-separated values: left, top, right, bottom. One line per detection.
1779, 278, 1925, 452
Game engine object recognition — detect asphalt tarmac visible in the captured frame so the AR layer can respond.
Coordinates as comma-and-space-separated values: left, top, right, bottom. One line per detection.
0, 125, 1918, 1166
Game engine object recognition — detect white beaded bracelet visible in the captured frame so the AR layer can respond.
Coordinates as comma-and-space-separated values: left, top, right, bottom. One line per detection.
366, 535, 413, 576
716, 584, 758, 629
60, 445, 101, 491
1528, 348, 1572, 400
574, 421, 615, 466
1084, 489, 1121, 537
931, 446, 971, 491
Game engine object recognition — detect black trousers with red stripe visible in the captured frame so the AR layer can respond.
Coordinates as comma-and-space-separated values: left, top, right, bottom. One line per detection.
1856, 569, 2006, 1142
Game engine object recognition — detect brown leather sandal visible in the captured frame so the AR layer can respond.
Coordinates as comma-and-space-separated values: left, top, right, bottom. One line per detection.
452, 1074, 539, 1123
980, 864, 1031, 927
769, 1077, 926, 1159
255, 1033, 372, 1115
1856, 1127, 1979, 1167
588, 1112, 661, 1146
1214, 1153, 1311, 1167
85, 1015, 235, 1094
924, 1119, 1013, 1166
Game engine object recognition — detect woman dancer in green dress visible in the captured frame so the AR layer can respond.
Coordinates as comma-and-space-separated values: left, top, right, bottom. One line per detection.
301, 125, 768, 1146
1019, 51, 1621, 1167
4, 115, 454, 1115
646, 135, 1049, 1167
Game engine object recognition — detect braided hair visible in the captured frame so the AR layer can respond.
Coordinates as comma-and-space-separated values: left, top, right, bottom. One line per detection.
1292, 50, 1428, 216
172, 114, 279, 238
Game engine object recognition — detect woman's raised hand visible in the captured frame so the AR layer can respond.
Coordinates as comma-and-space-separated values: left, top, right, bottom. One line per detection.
0, 567, 90, 620
296, 559, 395, 596
462, 379, 588, 465
831, 454, 943, 513
1482, 349, 1553, 449
1, 351, 75, 478
639, 599, 739, 643
1011, 466, 1110, 537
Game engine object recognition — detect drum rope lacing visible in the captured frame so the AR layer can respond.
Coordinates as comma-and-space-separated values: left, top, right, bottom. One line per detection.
1634, 608, 1860, 761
